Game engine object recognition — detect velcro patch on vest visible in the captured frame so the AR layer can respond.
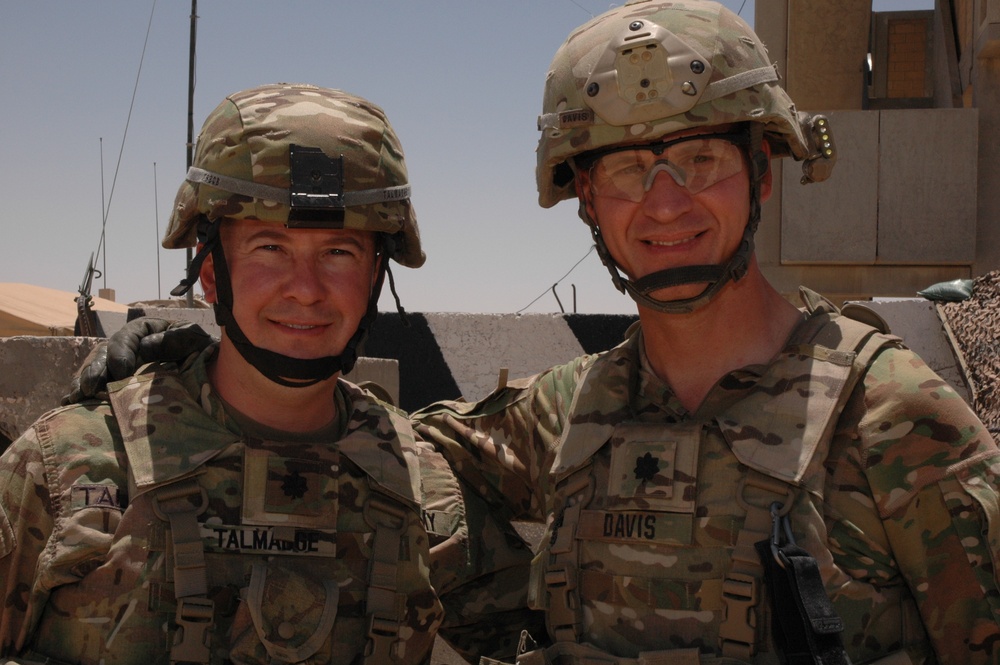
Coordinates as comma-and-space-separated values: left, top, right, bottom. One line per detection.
200, 524, 337, 557
421, 509, 461, 538
577, 509, 693, 545
243, 447, 338, 529
71, 483, 124, 511
607, 422, 700, 512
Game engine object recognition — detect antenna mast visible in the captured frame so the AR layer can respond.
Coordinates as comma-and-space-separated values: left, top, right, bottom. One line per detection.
184, 0, 198, 306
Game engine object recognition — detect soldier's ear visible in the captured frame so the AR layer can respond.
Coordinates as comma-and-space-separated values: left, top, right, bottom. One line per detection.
760, 139, 773, 203
199, 244, 218, 304
575, 170, 599, 220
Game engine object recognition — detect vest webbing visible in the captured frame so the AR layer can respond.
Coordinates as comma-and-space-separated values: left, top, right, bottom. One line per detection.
717, 310, 895, 658
151, 484, 411, 664
537, 307, 898, 663
544, 474, 595, 644
105, 361, 429, 664
152, 479, 214, 665
362, 497, 408, 663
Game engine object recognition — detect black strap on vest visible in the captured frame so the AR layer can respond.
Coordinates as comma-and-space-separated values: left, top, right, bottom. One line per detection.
755, 509, 851, 665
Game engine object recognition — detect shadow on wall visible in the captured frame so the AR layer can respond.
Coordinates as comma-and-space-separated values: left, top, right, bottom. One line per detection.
360, 312, 639, 411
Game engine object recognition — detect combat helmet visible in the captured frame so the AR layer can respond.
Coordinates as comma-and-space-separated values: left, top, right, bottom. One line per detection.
167, 83, 423, 385
537, 0, 835, 313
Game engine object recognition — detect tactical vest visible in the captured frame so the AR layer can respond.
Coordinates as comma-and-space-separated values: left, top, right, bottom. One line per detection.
523, 298, 931, 665
24, 363, 440, 665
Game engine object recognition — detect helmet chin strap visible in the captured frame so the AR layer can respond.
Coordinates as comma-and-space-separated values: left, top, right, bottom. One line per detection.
172, 220, 390, 388
580, 125, 767, 315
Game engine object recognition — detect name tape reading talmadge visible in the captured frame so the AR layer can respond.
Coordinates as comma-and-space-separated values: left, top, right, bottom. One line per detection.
201, 524, 336, 557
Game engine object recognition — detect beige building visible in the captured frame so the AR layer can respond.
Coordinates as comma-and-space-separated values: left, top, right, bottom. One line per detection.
756, 0, 999, 303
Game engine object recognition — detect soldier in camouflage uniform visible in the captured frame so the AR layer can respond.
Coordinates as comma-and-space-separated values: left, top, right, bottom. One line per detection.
0, 83, 534, 664
411, 2, 1000, 663
61, 4, 1000, 663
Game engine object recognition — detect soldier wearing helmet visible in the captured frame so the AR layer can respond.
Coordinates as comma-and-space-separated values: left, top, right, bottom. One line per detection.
0, 84, 536, 664
536, 0, 833, 314
58, 5, 1000, 663
167, 83, 424, 388
415, 2, 1000, 663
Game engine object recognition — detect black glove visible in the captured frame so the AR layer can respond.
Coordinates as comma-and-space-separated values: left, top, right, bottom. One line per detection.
107, 317, 215, 378
62, 317, 216, 404
62, 342, 111, 405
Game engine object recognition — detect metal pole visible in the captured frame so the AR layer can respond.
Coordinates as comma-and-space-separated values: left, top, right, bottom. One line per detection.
184, 0, 197, 306
100, 138, 106, 289
154, 162, 162, 299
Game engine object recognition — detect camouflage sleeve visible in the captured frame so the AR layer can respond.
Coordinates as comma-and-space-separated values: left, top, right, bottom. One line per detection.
0, 426, 57, 655
0, 404, 125, 659
414, 438, 545, 662
412, 355, 591, 523
828, 346, 1000, 663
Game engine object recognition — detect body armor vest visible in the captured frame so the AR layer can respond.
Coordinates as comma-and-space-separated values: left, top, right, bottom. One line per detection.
25, 362, 440, 665
525, 299, 931, 664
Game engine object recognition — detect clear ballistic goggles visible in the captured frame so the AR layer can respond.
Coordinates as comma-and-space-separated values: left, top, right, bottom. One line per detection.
582, 131, 750, 202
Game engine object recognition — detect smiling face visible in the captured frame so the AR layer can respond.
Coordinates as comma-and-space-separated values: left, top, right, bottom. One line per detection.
200, 219, 379, 363
579, 127, 772, 304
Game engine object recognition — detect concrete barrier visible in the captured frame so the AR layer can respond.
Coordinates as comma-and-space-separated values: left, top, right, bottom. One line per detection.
0, 335, 397, 448
848, 298, 972, 403
1, 300, 980, 447
0, 336, 100, 446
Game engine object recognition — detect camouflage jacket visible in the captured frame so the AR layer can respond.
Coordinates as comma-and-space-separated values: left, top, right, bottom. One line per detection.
0, 346, 534, 664
415, 295, 1000, 664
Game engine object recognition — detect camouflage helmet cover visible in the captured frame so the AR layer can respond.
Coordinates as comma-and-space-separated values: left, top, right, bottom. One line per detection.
164, 83, 425, 268
537, 0, 828, 208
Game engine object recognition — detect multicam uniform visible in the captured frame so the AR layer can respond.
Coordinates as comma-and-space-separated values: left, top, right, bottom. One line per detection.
0, 346, 531, 664
415, 293, 1000, 664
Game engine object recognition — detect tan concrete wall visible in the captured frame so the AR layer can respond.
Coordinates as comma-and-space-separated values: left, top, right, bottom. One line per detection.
755, 0, 789, 82
765, 107, 978, 302
780, 112, 879, 263
877, 108, 978, 263
784, 0, 870, 110
419, 313, 595, 402
0, 336, 100, 445
758, 0, 1000, 293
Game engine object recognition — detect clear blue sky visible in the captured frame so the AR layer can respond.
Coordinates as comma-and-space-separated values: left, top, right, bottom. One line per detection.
1, 0, 931, 314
